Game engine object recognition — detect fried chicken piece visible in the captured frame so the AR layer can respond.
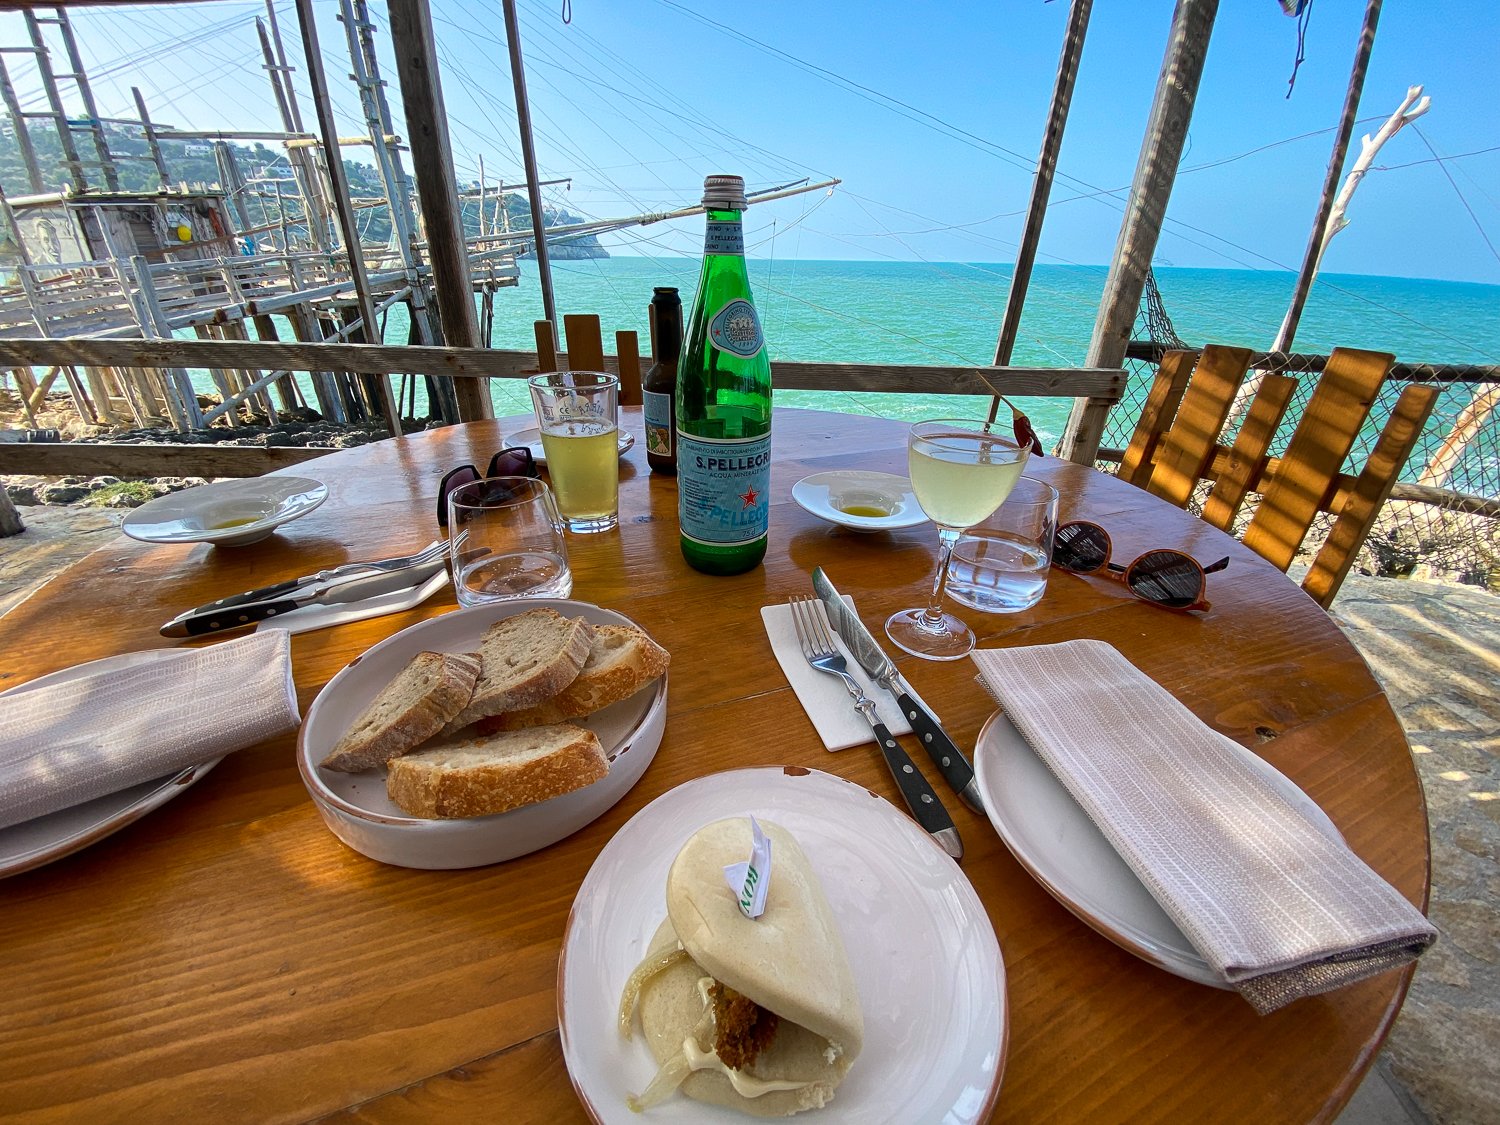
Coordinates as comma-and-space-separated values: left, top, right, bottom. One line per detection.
709, 980, 780, 1070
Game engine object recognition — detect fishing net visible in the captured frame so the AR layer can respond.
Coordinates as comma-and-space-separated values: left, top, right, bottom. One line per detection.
1096, 273, 1500, 590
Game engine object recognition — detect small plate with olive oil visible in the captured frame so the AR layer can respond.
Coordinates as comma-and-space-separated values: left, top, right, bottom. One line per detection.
791, 470, 928, 533
122, 475, 328, 547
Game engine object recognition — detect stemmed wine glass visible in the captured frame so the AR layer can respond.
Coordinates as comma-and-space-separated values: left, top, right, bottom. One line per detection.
886, 418, 1031, 660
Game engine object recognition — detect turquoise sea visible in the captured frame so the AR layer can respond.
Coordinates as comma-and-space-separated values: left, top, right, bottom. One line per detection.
458, 258, 1499, 448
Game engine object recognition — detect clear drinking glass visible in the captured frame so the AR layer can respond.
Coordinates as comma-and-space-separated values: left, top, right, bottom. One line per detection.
446, 477, 572, 607
946, 476, 1059, 613
527, 370, 620, 534
885, 418, 1031, 660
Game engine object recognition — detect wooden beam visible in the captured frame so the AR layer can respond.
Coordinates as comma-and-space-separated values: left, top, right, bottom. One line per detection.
387, 0, 492, 422
1060, 0, 1219, 465
0, 443, 330, 479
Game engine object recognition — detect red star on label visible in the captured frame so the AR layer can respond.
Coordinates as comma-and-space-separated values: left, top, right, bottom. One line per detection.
738, 485, 759, 508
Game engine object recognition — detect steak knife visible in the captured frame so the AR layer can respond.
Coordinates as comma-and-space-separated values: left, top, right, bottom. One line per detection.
812, 566, 985, 814
178, 541, 445, 617
160, 559, 446, 638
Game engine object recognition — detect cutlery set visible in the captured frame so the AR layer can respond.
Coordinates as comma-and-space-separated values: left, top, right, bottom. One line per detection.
793, 566, 983, 860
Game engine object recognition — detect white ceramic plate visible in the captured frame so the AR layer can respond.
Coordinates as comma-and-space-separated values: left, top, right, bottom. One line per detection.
512, 426, 634, 465
791, 470, 927, 532
0, 650, 223, 878
122, 475, 328, 547
559, 767, 1007, 1124
973, 711, 1344, 987
297, 599, 667, 870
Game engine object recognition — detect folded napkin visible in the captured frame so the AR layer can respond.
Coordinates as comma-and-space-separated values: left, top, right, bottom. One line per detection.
762, 599, 930, 751
972, 638, 1436, 1014
0, 631, 300, 831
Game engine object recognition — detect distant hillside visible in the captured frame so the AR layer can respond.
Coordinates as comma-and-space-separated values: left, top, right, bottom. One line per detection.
0, 124, 605, 256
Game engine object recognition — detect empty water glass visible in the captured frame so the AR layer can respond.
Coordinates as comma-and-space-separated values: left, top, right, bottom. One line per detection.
446, 477, 572, 607
946, 476, 1059, 613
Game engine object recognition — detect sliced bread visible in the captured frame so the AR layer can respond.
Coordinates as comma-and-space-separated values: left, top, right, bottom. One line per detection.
320, 650, 483, 773
477, 624, 670, 732
385, 723, 609, 818
440, 608, 595, 735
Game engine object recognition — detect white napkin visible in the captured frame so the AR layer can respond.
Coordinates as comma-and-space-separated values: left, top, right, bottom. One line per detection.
972, 638, 1437, 1014
257, 568, 450, 635
762, 598, 931, 751
0, 631, 300, 831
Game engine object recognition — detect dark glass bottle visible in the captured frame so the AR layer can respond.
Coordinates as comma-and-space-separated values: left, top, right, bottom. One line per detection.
676, 175, 772, 575
643, 287, 681, 475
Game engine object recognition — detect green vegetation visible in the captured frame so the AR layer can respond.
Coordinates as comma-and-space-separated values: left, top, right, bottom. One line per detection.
80, 480, 159, 507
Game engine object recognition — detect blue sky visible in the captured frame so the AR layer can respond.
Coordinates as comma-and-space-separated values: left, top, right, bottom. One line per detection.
5, 1, 1497, 284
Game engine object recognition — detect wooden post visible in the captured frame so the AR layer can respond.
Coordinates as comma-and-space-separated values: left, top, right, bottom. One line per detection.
293, 0, 402, 438
994, 0, 1093, 370
1058, 0, 1219, 465
387, 0, 493, 422
0, 56, 44, 192
501, 0, 559, 341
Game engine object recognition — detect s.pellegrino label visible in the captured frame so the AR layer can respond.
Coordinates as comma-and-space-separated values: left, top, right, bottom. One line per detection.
708, 298, 763, 359
678, 432, 771, 546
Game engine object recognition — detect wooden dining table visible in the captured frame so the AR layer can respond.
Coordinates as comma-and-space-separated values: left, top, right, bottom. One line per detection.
0, 406, 1429, 1124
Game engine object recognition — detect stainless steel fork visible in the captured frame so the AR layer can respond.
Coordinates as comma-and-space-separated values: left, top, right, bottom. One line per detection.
789, 595, 962, 859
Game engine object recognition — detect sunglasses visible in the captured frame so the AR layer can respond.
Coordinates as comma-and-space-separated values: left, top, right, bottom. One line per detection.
437, 446, 538, 529
1052, 521, 1229, 612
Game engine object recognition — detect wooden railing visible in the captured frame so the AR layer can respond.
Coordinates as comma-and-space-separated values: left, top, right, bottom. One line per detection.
0, 336, 1125, 479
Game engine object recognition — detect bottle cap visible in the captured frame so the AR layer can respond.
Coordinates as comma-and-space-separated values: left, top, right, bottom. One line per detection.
702, 174, 747, 210
652, 286, 679, 297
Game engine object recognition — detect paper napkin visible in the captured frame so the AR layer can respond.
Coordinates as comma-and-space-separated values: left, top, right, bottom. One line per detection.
0, 630, 300, 831
972, 638, 1436, 1014
762, 598, 931, 751
256, 567, 450, 635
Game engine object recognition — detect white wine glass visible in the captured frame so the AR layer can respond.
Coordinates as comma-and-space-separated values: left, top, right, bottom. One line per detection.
886, 418, 1031, 660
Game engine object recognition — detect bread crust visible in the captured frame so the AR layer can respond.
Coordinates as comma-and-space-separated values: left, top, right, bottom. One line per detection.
442, 609, 594, 735
320, 650, 482, 772
385, 723, 608, 818
479, 625, 670, 732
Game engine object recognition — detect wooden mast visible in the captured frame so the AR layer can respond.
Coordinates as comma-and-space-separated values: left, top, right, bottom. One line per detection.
501, 0, 559, 341
387, 0, 493, 421
989, 0, 1093, 425
1059, 0, 1219, 464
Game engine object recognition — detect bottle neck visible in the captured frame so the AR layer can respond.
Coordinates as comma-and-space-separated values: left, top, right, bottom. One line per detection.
702, 207, 745, 259
654, 302, 682, 364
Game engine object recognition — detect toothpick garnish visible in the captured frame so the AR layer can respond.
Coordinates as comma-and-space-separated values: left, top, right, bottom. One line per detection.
975, 372, 1044, 456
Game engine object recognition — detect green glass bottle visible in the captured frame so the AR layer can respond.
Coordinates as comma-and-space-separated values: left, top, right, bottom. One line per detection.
676, 174, 772, 575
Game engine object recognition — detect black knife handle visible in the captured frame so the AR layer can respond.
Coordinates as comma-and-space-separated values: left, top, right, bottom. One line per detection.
194, 578, 310, 614
867, 719, 963, 857
163, 597, 303, 638
895, 689, 980, 804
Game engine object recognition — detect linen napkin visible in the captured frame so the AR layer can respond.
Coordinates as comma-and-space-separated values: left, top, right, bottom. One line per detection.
0, 630, 300, 831
761, 598, 925, 751
971, 638, 1436, 1014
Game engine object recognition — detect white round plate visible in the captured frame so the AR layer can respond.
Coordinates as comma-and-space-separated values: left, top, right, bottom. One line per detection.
559, 767, 1006, 1124
513, 425, 634, 465
791, 471, 927, 532
297, 599, 667, 870
0, 650, 223, 878
972, 711, 1344, 987
122, 475, 328, 547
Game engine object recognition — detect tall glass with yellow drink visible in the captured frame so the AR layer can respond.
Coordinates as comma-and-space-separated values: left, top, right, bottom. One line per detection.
528, 371, 620, 533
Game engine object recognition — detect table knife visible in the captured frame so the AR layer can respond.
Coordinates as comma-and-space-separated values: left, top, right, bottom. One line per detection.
177, 541, 446, 618
160, 559, 446, 638
812, 566, 985, 814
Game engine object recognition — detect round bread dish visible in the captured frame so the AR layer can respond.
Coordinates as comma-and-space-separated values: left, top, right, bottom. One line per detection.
0, 651, 223, 878
559, 767, 1007, 1123
513, 425, 634, 465
791, 471, 927, 532
297, 599, 667, 870
122, 475, 328, 547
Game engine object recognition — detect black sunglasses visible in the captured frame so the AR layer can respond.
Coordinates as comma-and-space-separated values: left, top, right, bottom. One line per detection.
436, 447, 538, 529
1052, 520, 1229, 612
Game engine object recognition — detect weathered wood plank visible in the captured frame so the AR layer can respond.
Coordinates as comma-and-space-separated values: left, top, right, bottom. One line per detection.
0, 443, 331, 478
771, 361, 1124, 399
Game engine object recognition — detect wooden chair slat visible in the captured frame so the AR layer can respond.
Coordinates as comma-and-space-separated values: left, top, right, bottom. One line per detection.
1242, 347, 1393, 572
1200, 373, 1298, 532
533, 320, 558, 373
1145, 344, 1254, 508
562, 314, 606, 372
1302, 383, 1440, 608
615, 330, 642, 407
1118, 348, 1196, 488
